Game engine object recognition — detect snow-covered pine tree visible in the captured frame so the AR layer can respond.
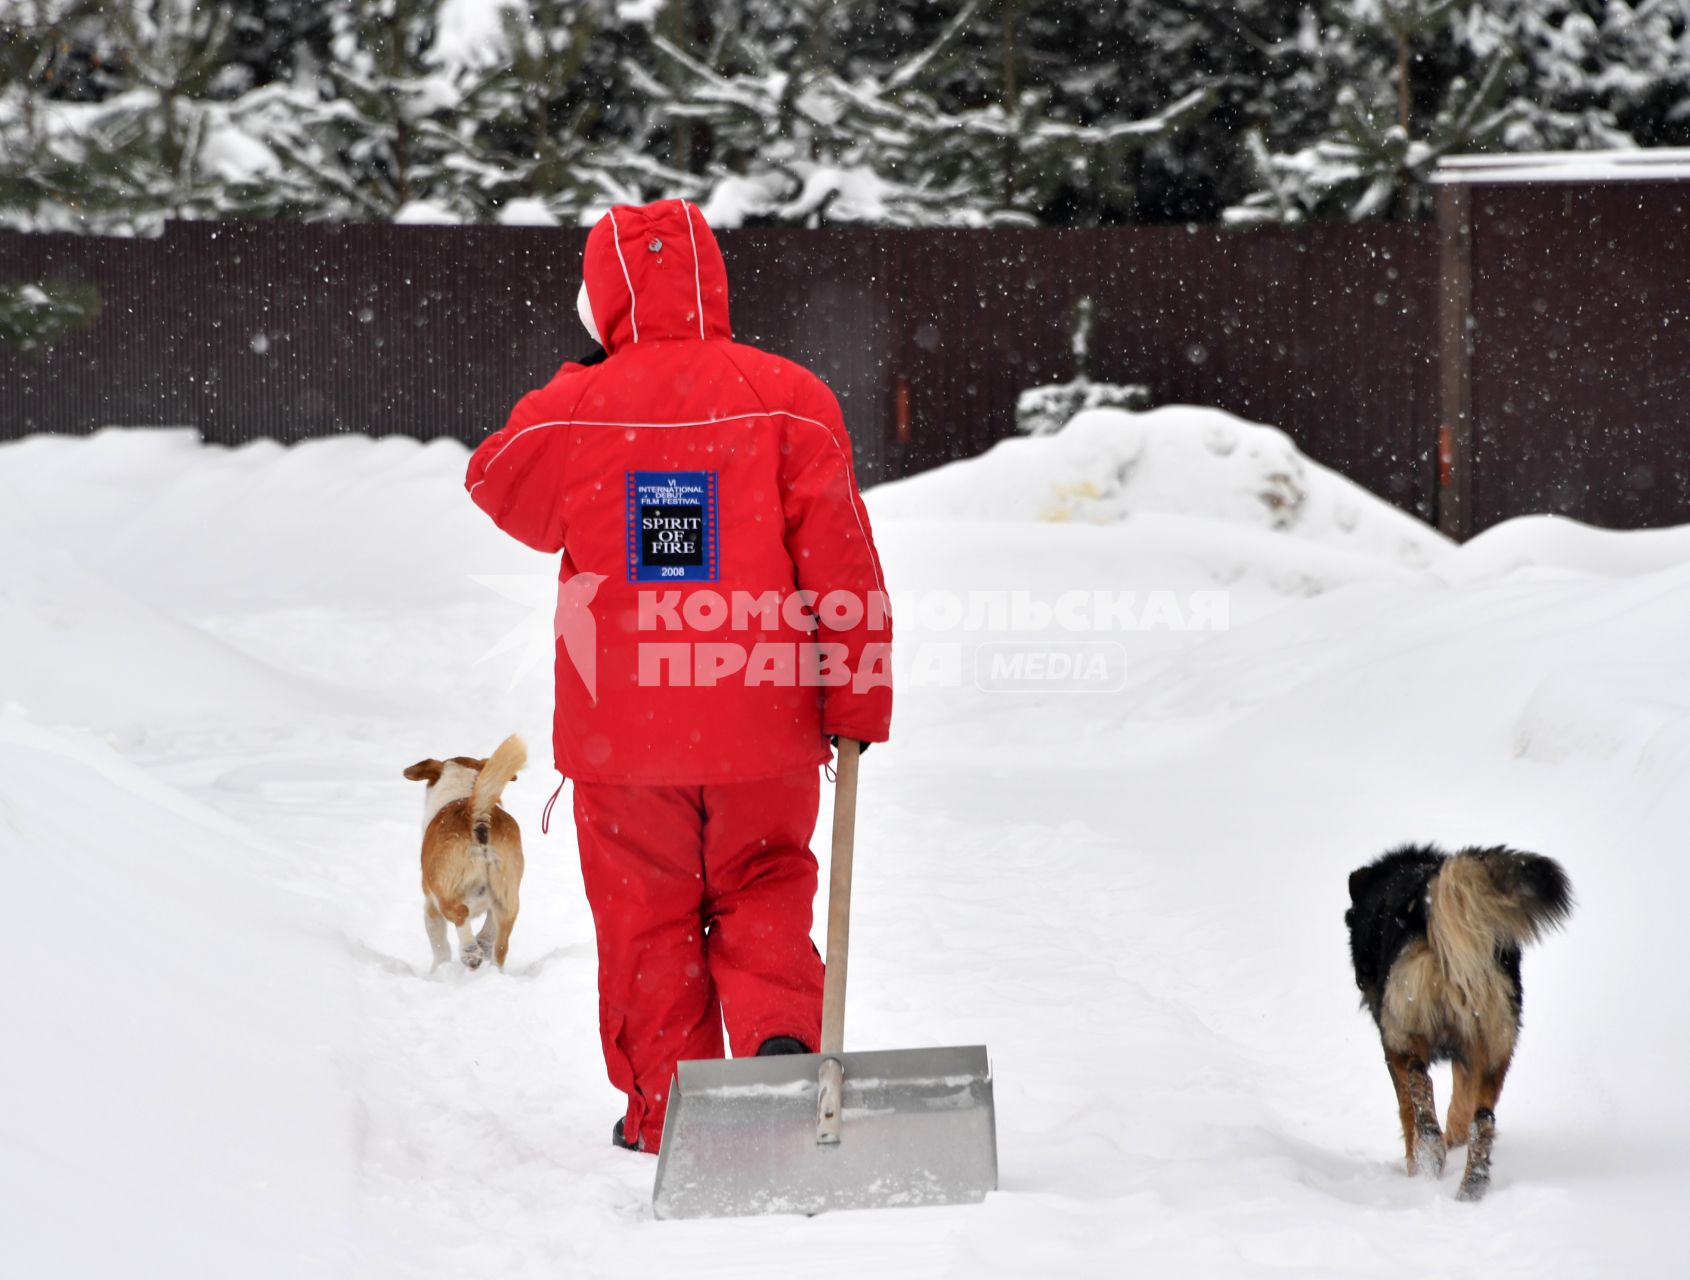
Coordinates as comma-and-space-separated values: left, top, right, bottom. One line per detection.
1227, 0, 1515, 223
621, 0, 1214, 226
459, 0, 693, 223
476, 0, 607, 217
800, 0, 1218, 225
3, 0, 1686, 230
1016, 296, 1150, 435
617, 0, 897, 224
1458, 0, 1690, 151
0, 1, 82, 229
974, 0, 1237, 222
0, 278, 102, 351
297, 0, 480, 222
1604, 0, 1690, 146
218, 1, 332, 97
0, 0, 244, 231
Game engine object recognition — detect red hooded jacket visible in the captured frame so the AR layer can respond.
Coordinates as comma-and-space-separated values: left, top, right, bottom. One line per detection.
466, 200, 892, 785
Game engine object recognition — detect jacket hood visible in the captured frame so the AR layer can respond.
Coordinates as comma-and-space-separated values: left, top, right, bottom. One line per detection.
580, 200, 731, 353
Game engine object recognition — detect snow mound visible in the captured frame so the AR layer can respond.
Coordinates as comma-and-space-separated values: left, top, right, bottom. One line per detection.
0, 538, 336, 727
0, 429, 541, 731
1439, 513, 1690, 585
867, 405, 1449, 570
0, 429, 533, 615
0, 707, 353, 1276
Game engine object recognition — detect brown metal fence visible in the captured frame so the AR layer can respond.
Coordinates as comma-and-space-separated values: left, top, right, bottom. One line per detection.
1436, 177, 1690, 536
3, 220, 1441, 517
884, 225, 1439, 513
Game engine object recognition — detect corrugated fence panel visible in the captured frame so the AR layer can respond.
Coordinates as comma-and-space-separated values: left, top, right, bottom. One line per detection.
1079, 225, 1440, 517
719, 229, 899, 484
1466, 181, 1690, 533
3, 221, 1438, 513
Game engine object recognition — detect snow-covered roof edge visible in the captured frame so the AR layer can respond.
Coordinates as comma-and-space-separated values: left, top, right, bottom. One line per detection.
1433, 149, 1690, 185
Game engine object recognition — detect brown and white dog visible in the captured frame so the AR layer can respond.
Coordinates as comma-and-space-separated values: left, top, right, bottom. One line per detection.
403, 735, 527, 970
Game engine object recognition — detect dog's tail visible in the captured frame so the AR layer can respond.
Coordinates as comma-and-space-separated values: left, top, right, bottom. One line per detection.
1428, 847, 1572, 996
470, 734, 527, 845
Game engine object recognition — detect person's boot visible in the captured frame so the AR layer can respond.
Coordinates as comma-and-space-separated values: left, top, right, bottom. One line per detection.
611, 1117, 640, 1151
757, 1035, 810, 1056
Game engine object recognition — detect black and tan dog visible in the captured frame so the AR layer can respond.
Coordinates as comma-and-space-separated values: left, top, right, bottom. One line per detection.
1345, 844, 1572, 1201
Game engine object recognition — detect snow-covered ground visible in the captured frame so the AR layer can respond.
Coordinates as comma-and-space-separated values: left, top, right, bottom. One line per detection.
3, 412, 1687, 1278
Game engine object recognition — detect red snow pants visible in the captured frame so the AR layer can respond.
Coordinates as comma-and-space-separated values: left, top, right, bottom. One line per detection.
573, 767, 825, 1153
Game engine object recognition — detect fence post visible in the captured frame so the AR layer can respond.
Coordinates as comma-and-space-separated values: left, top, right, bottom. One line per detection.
1435, 183, 1473, 540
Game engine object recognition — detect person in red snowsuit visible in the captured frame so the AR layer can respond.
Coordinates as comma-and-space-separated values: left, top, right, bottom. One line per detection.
466, 199, 892, 1153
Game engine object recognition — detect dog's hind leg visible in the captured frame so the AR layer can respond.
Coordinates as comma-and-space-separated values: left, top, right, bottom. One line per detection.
1386, 1053, 1417, 1172
489, 899, 519, 969
1446, 1059, 1477, 1149
434, 895, 483, 969
472, 904, 518, 970
1387, 1047, 1445, 1178
424, 898, 452, 970
475, 910, 499, 957
1457, 1056, 1511, 1202
455, 914, 485, 969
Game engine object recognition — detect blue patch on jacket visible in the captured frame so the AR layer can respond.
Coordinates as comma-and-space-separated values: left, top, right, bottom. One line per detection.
627, 471, 719, 582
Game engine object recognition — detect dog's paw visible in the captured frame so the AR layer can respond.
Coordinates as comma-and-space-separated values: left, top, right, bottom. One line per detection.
1456, 1112, 1495, 1200
1415, 1127, 1447, 1179
460, 942, 485, 970
1456, 1171, 1490, 1202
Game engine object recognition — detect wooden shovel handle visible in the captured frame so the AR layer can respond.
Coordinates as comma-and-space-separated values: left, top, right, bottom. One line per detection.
819, 738, 859, 1056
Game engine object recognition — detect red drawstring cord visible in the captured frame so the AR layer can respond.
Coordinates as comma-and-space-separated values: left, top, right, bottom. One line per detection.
541, 775, 565, 834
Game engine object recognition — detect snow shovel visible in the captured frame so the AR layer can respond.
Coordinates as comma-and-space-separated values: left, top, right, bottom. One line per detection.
651, 738, 998, 1219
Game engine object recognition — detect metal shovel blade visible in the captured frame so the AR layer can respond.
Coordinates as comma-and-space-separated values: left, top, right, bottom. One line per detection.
651, 1044, 997, 1219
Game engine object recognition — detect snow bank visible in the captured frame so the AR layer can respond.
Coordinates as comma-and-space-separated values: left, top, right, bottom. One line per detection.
0, 430, 542, 731
0, 708, 355, 1277
0, 429, 533, 611
0, 426, 550, 733
867, 405, 1450, 571
0, 537, 336, 727
1439, 513, 1690, 584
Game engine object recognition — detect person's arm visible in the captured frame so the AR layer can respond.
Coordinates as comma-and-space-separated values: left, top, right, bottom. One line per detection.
465, 388, 572, 554
781, 378, 893, 745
